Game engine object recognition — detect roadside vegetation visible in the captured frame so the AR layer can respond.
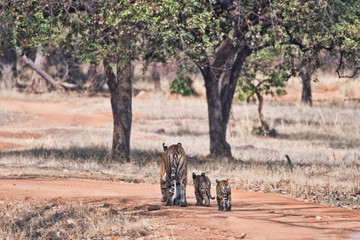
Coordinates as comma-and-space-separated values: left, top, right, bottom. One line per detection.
0, 200, 159, 239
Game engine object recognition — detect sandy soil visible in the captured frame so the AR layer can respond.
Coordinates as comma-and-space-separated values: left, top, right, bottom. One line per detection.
0, 97, 112, 149
1, 97, 360, 239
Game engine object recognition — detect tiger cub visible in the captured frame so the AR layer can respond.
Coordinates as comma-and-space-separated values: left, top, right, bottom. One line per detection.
216, 179, 231, 211
192, 172, 215, 207
160, 143, 188, 207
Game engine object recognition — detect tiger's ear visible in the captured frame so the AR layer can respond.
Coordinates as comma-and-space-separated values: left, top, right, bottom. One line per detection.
192, 172, 196, 179
216, 179, 219, 184
201, 172, 205, 177
177, 142, 182, 147
162, 143, 167, 151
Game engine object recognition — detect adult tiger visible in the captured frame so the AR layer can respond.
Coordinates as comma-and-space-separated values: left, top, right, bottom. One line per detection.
160, 142, 187, 207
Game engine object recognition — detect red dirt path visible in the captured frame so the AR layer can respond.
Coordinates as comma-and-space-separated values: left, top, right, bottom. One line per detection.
1, 97, 360, 239
1, 178, 360, 239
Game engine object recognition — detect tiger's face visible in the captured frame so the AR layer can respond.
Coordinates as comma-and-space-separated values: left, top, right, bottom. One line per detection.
216, 179, 231, 211
193, 172, 215, 207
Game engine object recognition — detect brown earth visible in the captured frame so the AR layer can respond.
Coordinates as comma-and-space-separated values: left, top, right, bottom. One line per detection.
1, 97, 360, 239
0, 98, 112, 129
1, 179, 360, 239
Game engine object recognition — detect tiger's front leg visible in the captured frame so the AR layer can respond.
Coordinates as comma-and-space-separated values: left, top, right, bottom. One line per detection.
160, 179, 167, 202
227, 193, 232, 211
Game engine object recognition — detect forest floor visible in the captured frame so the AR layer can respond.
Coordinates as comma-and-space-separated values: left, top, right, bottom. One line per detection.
0, 89, 360, 239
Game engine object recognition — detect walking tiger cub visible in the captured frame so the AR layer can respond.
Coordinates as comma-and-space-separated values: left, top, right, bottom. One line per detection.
160, 143, 187, 207
216, 179, 231, 211
192, 172, 215, 207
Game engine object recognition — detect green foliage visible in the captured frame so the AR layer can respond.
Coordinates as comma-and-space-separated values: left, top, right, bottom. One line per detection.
0, 1, 156, 67
236, 47, 290, 103
0, 1, 52, 52
142, 0, 230, 64
1, 0, 359, 82
274, 0, 360, 78
170, 61, 198, 96
170, 76, 195, 96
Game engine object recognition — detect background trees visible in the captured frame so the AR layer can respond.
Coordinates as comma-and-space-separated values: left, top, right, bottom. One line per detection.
1, 0, 359, 160
143, 0, 360, 158
1, 1, 154, 162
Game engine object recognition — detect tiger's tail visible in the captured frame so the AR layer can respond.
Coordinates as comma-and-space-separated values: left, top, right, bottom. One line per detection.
206, 188, 216, 200
169, 153, 176, 198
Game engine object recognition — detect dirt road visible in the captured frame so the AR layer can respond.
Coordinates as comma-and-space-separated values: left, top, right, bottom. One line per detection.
1, 178, 360, 239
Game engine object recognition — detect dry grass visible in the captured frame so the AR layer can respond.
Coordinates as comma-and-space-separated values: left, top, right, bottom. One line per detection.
1, 92, 360, 208
0, 200, 158, 239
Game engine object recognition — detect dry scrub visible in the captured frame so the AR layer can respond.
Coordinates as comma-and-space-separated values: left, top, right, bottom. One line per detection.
0, 200, 158, 239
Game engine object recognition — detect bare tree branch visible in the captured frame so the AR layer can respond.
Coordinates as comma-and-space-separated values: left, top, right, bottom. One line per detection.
20, 54, 77, 90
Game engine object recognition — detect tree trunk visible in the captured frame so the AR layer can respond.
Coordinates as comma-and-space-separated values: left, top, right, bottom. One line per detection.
300, 64, 313, 106
0, 64, 15, 89
202, 66, 231, 157
256, 92, 265, 125
198, 44, 251, 158
220, 45, 251, 131
104, 44, 133, 163
255, 91, 269, 132
0, 49, 17, 89
152, 62, 161, 91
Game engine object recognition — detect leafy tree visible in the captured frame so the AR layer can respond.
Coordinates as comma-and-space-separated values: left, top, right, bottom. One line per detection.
0, 0, 154, 163
237, 47, 288, 136
334, 2, 360, 79
144, 0, 360, 158
144, 0, 249, 157
280, 0, 360, 105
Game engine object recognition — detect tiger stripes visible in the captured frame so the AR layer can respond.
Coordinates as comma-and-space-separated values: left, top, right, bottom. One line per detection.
192, 172, 215, 207
160, 142, 188, 207
216, 179, 232, 211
